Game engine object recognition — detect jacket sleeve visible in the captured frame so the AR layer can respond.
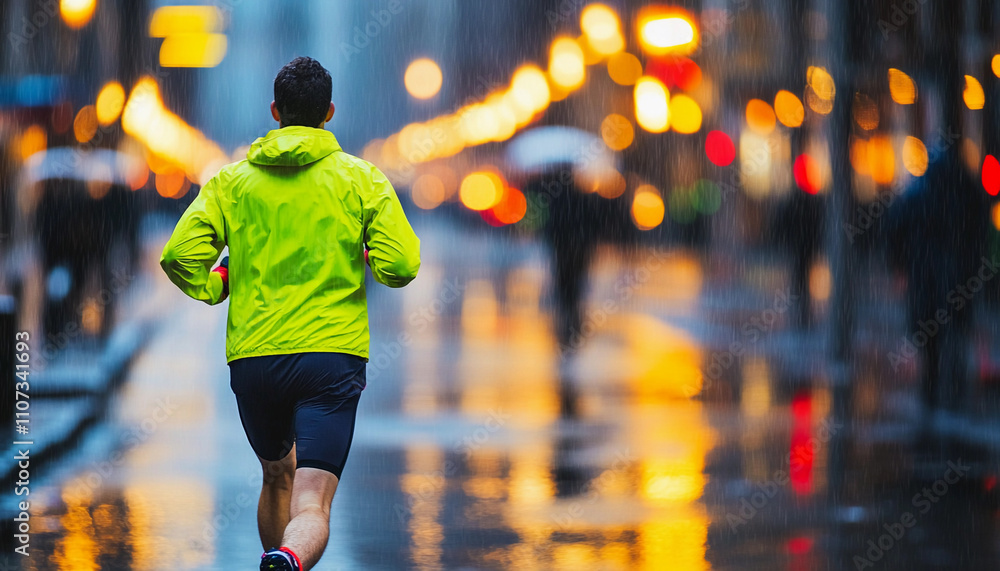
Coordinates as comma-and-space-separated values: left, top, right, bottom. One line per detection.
160, 176, 228, 304
362, 165, 420, 288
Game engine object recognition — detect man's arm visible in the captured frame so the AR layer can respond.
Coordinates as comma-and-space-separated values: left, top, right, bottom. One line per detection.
160, 176, 229, 304
362, 165, 420, 288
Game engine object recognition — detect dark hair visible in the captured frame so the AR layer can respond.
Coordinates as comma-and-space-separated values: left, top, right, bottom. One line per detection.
274, 56, 332, 127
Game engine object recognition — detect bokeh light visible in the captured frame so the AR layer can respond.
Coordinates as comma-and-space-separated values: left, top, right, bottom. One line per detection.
632, 185, 665, 230
580, 4, 624, 55
635, 76, 670, 133
774, 90, 804, 128
902, 136, 928, 177
807, 66, 836, 101
705, 131, 736, 167
993, 55, 1000, 78
983, 155, 1000, 196
888, 68, 917, 104
793, 154, 822, 194
607, 52, 643, 86
155, 169, 190, 199
805, 86, 833, 115
460, 171, 504, 211
509, 65, 551, 116
867, 135, 895, 185
412, 174, 446, 210
60, 0, 96, 29
601, 113, 635, 150
745, 99, 776, 134
669, 94, 702, 134
73, 105, 98, 143
964, 75, 985, 110
405, 58, 444, 100
18, 125, 47, 160
992, 203, 1000, 231
96, 81, 126, 125
492, 187, 527, 224
639, 13, 698, 55
549, 38, 586, 90
853, 93, 879, 131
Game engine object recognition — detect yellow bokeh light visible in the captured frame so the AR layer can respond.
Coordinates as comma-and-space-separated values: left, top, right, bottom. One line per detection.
805, 86, 833, 115
634, 76, 669, 133
580, 4, 625, 55
548, 38, 586, 90
596, 170, 627, 199
149, 5, 223, 36
888, 68, 917, 105
745, 99, 776, 134
60, 0, 96, 29
632, 185, 665, 230
73, 105, 98, 143
18, 125, 47, 160
159, 33, 227, 67
774, 90, 804, 128
405, 58, 444, 100
95, 81, 126, 125
412, 174, 446, 210
902, 136, 928, 177
601, 113, 634, 150
992, 203, 1000, 231
639, 14, 698, 55
122, 76, 228, 184
853, 93, 879, 131
460, 172, 503, 211
509, 65, 551, 116
867, 135, 895, 185
993, 55, 1000, 78
964, 75, 985, 110
669, 94, 702, 134
850, 139, 870, 176
807, 66, 836, 100
607, 52, 643, 86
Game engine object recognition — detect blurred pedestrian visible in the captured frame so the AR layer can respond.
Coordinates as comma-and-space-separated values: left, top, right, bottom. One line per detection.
887, 151, 988, 425
161, 57, 420, 571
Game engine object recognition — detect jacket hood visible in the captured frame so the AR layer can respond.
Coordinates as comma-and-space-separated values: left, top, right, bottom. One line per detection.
247, 126, 341, 167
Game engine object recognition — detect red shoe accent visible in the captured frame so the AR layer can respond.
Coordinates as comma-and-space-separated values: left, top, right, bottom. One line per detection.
279, 547, 302, 570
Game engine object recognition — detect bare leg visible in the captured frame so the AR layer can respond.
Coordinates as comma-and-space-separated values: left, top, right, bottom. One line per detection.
257, 445, 296, 550
281, 467, 340, 570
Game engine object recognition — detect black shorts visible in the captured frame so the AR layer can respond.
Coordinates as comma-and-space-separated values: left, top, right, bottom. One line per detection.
229, 352, 366, 479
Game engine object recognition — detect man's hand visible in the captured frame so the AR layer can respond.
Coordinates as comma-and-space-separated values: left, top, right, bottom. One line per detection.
213, 256, 229, 299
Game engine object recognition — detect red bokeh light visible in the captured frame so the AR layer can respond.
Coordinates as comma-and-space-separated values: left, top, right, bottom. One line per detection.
793, 154, 821, 194
705, 130, 735, 167
646, 56, 702, 91
983, 155, 1000, 196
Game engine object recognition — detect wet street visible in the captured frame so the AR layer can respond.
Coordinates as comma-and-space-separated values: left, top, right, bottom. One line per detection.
13, 217, 1000, 571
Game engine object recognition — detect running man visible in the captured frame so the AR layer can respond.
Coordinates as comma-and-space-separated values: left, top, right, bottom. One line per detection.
160, 56, 420, 570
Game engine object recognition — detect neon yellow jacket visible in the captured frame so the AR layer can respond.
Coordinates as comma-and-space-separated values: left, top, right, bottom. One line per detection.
161, 126, 420, 362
